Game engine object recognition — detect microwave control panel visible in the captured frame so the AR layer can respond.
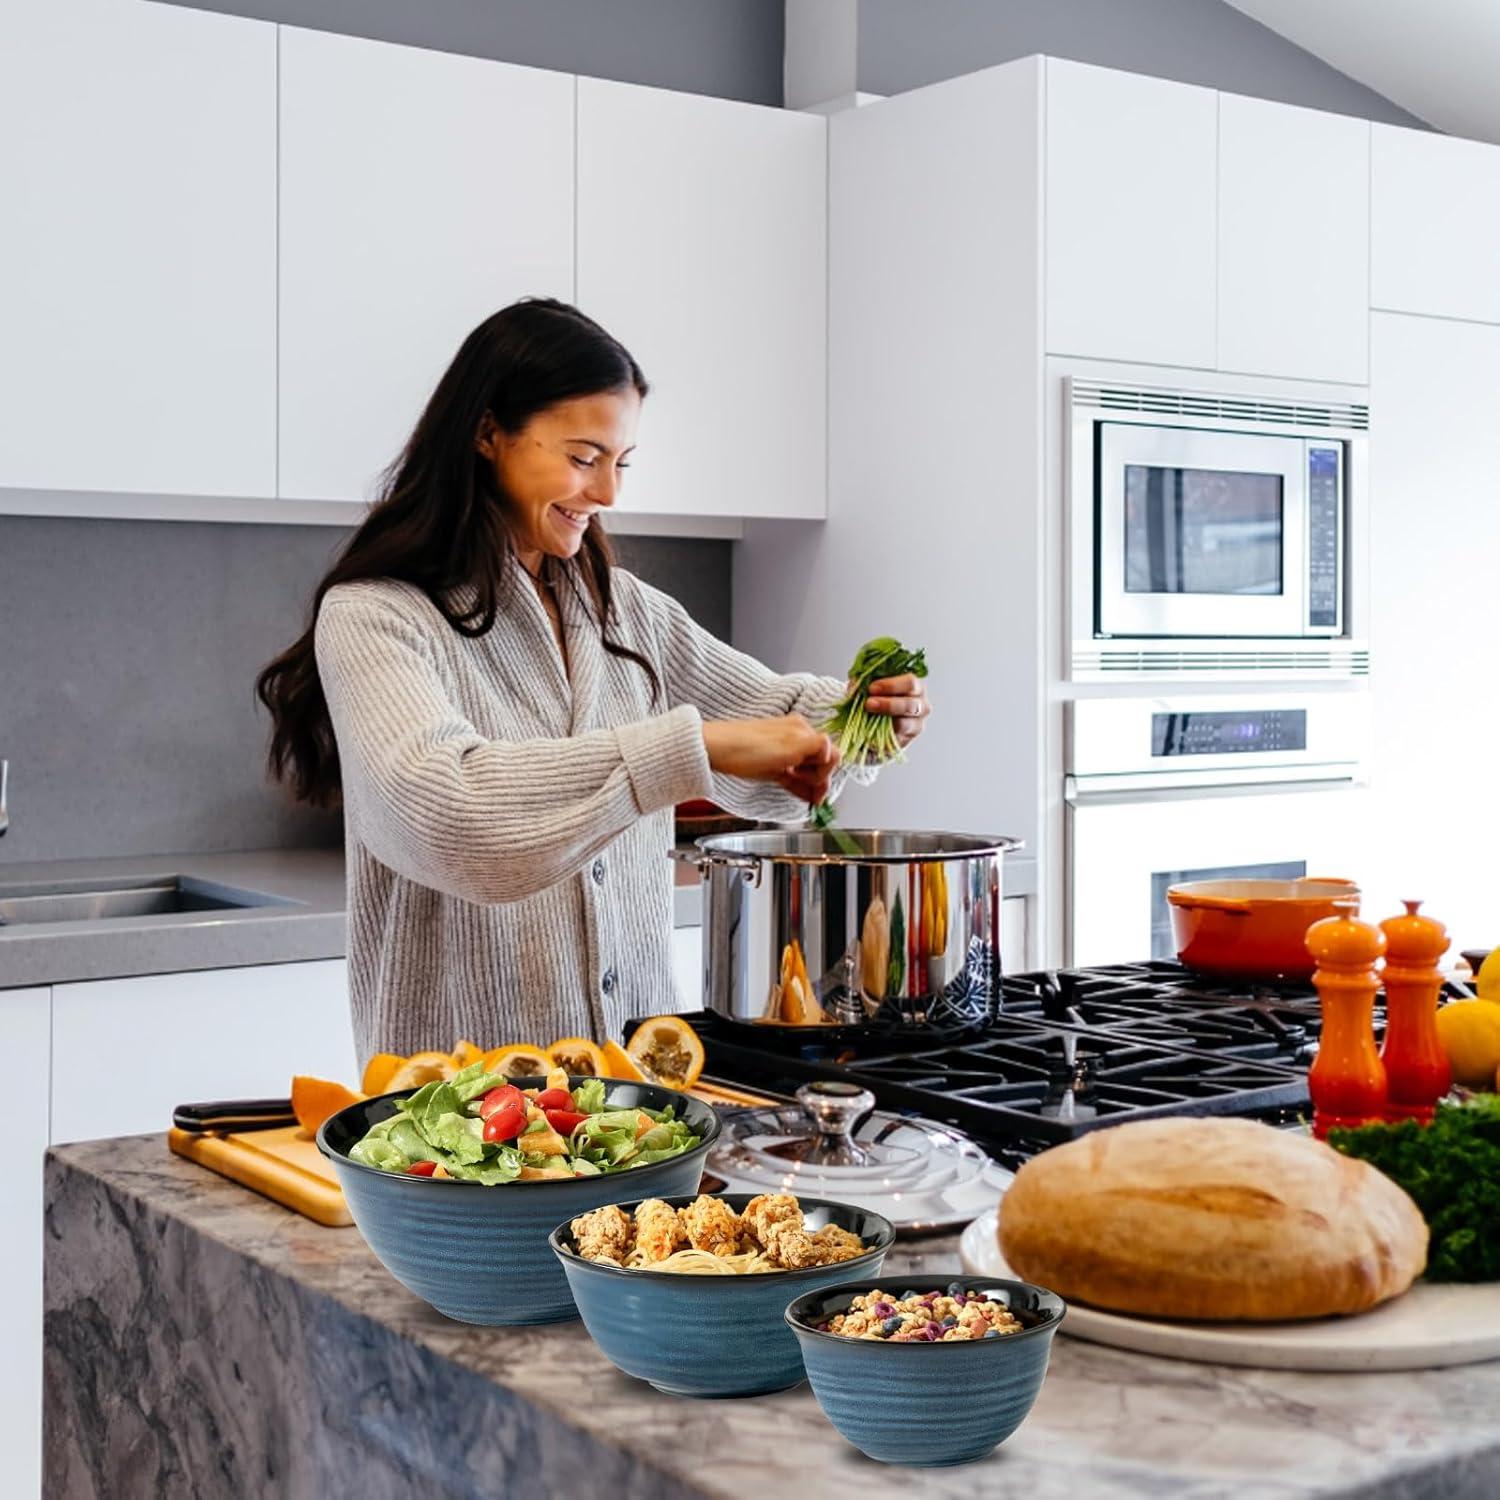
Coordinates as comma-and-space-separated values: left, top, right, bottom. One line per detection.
1307, 444, 1343, 630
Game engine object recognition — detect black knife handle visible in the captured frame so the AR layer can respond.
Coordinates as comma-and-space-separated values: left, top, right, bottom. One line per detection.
173, 1098, 297, 1133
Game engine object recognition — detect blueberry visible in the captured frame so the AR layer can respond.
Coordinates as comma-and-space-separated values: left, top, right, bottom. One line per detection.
881, 1315, 904, 1336
983, 1328, 1001, 1339
946, 1281, 965, 1297
899, 1290, 919, 1303
941, 1315, 958, 1328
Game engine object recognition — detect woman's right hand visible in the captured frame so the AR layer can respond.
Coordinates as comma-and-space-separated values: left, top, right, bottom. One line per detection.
702, 715, 840, 805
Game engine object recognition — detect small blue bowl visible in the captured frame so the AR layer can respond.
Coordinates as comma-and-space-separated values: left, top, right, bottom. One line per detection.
550, 1194, 895, 1397
318, 1077, 720, 1325
785, 1275, 1065, 1466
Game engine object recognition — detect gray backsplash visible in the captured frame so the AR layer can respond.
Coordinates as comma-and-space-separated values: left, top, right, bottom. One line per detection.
0, 516, 729, 865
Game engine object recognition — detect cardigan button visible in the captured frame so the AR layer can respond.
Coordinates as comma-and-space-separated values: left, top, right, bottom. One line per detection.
601, 968, 617, 996
591, 859, 606, 885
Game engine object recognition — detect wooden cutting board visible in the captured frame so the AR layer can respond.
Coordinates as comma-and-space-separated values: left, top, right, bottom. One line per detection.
168, 1125, 353, 1227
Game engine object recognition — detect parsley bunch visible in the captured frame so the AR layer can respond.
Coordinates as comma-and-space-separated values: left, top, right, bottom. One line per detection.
1329, 1094, 1500, 1282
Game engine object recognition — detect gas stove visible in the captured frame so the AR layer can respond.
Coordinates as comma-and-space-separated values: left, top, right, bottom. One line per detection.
664, 960, 1430, 1168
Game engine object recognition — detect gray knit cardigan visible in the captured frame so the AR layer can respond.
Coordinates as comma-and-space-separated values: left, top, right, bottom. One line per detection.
315, 562, 842, 1063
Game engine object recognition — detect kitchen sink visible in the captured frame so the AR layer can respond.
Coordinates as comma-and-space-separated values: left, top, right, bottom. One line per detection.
0, 875, 291, 927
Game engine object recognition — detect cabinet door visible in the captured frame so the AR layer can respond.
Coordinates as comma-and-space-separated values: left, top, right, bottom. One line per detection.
1217, 94, 1369, 384
1366, 313, 1500, 947
51, 962, 354, 1144
0, 0, 275, 497
577, 79, 826, 519
1372, 125, 1500, 325
0, 987, 49, 1500
1045, 60, 1217, 368
279, 30, 574, 503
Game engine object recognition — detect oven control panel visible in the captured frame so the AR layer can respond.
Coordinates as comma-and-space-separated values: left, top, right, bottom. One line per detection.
1151, 708, 1308, 757
1068, 692, 1369, 787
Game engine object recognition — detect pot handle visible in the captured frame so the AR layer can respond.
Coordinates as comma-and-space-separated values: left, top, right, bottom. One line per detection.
1169, 892, 1254, 916
670, 847, 761, 880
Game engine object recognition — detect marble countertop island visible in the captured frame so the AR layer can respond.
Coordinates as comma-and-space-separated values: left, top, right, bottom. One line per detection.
45, 1136, 1500, 1500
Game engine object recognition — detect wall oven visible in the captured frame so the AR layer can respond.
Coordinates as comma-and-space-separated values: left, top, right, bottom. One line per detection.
1064, 692, 1371, 966
1068, 378, 1369, 681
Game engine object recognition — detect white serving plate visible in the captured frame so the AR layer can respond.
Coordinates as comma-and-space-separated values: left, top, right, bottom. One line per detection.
960, 1206, 1500, 1372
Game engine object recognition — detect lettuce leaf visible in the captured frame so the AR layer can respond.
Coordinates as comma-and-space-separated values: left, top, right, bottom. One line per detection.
571, 1078, 609, 1114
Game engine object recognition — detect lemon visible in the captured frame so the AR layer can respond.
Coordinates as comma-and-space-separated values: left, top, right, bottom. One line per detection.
1474, 949, 1500, 1002
1435, 999, 1500, 1088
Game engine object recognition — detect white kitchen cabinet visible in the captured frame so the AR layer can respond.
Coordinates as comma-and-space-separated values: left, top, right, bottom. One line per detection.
1217, 94, 1369, 384
0, 987, 50, 1500
577, 78, 826, 520
1366, 313, 1500, 950
278, 29, 574, 503
0, 0, 276, 498
670, 925, 704, 1010
50, 960, 354, 1144
1372, 126, 1500, 325
1045, 59, 1217, 369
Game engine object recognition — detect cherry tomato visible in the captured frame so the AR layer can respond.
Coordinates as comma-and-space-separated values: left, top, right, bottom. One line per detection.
532, 1087, 574, 1112
405, 1160, 437, 1177
478, 1084, 525, 1122
482, 1101, 528, 1142
544, 1108, 588, 1136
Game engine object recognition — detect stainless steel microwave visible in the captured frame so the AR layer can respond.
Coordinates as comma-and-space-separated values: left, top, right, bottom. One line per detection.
1067, 377, 1369, 681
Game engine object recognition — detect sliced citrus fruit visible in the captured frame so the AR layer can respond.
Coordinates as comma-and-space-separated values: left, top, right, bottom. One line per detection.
291, 1075, 364, 1136
449, 1038, 483, 1070
385, 1050, 457, 1092
547, 1036, 608, 1076
625, 1016, 705, 1090
360, 1051, 405, 1095
481, 1043, 554, 1081
601, 1038, 653, 1082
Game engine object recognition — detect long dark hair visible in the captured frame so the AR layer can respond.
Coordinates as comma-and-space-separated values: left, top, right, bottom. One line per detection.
256, 297, 654, 808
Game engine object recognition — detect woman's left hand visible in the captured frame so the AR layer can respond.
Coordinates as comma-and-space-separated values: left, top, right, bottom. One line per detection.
864, 674, 931, 748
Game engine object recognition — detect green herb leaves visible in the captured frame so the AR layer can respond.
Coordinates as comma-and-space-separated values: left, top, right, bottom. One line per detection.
1329, 1094, 1500, 1282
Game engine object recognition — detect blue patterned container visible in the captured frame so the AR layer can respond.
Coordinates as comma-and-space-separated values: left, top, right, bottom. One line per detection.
318, 1079, 720, 1325
551, 1195, 895, 1396
785, 1276, 1065, 1466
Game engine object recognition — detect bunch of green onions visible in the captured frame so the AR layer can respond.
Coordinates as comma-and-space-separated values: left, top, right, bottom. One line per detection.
810, 636, 928, 852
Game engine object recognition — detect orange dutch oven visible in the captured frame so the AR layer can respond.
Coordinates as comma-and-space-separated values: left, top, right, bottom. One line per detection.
1166, 878, 1361, 980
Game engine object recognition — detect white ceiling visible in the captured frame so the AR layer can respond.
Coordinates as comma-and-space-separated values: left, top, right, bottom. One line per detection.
1226, 0, 1500, 143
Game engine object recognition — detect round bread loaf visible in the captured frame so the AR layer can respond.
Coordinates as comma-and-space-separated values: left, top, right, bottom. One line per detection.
998, 1117, 1427, 1321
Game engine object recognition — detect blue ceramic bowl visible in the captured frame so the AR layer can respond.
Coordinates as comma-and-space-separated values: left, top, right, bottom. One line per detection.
317, 1077, 720, 1325
550, 1194, 895, 1397
785, 1275, 1065, 1466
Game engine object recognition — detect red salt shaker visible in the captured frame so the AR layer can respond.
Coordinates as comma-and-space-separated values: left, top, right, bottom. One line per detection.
1306, 914, 1387, 1140
1379, 900, 1451, 1125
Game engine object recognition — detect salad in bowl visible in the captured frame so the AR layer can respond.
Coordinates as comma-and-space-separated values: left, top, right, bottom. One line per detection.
319, 1069, 719, 1324
347, 1064, 702, 1183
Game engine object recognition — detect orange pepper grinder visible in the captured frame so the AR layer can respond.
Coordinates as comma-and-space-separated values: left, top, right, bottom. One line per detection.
1379, 900, 1451, 1125
1306, 914, 1387, 1139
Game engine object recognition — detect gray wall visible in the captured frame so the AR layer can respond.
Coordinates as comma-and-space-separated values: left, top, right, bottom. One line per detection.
858, 0, 1430, 126
0, 517, 729, 865
158, 0, 785, 105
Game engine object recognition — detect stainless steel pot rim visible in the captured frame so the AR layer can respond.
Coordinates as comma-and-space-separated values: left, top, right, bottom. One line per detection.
690, 829, 1024, 864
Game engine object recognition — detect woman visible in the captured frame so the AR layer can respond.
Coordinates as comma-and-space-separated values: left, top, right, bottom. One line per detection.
258, 299, 928, 1062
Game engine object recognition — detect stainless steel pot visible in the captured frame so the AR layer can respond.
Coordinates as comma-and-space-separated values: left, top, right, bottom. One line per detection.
676, 830, 1023, 1029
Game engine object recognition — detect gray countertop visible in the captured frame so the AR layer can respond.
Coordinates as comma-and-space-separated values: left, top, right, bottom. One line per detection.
0, 847, 347, 987
43, 1134, 1500, 1500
